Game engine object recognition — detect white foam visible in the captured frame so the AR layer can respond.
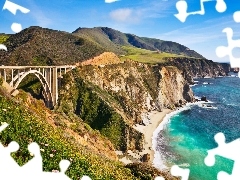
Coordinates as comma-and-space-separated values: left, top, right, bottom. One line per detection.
152, 100, 215, 170
204, 76, 212, 79
152, 105, 191, 170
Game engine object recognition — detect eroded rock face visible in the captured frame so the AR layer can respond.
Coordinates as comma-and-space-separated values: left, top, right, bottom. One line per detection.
57, 60, 194, 151
58, 58, 224, 152
158, 66, 194, 109
164, 58, 227, 84
77, 60, 194, 123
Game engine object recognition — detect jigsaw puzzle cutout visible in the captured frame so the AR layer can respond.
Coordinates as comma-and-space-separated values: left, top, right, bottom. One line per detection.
171, 165, 190, 180
0, 0, 30, 51
154, 176, 165, 180
0, 122, 92, 179
175, 0, 227, 22
2, 0, 30, 33
204, 132, 240, 180
215, 11, 240, 77
154, 165, 190, 180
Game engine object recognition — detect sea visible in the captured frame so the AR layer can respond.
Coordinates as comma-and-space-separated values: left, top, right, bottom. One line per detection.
153, 73, 240, 180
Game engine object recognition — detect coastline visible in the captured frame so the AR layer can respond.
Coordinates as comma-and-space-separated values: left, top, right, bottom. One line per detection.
142, 109, 173, 163
118, 101, 211, 166
118, 109, 173, 165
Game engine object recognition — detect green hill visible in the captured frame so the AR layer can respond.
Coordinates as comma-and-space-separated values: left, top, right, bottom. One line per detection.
0, 26, 205, 66
73, 27, 205, 59
0, 26, 106, 66
120, 46, 198, 64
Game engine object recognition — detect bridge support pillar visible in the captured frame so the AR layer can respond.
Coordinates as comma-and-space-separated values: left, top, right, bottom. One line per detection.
52, 67, 58, 107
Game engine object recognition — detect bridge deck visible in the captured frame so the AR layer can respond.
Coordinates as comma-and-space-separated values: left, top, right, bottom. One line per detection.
0, 65, 76, 69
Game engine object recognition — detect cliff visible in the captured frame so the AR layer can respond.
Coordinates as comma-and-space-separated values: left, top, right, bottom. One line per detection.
163, 57, 227, 84
56, 59, 194, 152
0, 26, 230, 179
0, 72, 180, 180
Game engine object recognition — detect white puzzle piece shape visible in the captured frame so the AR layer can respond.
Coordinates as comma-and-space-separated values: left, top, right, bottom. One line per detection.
175, 0, 227, 22
205, 132, 240, 180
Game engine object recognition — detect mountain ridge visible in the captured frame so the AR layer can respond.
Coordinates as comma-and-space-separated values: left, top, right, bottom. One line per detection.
73, 26, 205, 59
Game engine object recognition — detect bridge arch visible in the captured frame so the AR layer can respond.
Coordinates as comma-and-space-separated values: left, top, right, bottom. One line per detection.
0, 65, 76, 108
12, 70, 54, 108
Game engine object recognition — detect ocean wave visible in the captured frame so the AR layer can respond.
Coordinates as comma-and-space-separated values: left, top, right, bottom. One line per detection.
152, 100, 215, 169
152, 106, 192, 169
178, 163, 190, 167
227, 103, 238, 107
198, 104, 218, 109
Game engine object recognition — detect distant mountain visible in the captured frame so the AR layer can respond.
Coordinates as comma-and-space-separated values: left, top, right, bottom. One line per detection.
73, 27, 205, 59
0, 26, 205, 66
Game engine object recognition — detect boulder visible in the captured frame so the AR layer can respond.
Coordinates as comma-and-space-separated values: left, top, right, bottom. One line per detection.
179, 99, 183, 105
201, 96, 208, 102
141, 153, 150, 162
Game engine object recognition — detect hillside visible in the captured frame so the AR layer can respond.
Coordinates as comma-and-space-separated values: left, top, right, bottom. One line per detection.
73, 27, 205, 59
0, 33, 9, 44
0, 25, 229, 179
0, 26, 206, 66
120, 46, 195, 64
0, 26, 106, 66
72, 27, 125, 55
0, 78, 179, 180
79, 52, 122, 66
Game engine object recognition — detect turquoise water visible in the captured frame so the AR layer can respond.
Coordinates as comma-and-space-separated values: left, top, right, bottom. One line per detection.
156, 75, 240, 180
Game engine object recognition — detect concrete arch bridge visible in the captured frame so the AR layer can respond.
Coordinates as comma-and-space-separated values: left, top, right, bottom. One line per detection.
0, 65, 76, 108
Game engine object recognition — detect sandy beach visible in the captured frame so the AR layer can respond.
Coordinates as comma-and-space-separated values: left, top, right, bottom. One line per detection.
118, 108, 173, 164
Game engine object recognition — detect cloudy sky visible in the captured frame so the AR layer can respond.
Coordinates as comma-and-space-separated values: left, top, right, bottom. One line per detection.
1, 0, 240, 62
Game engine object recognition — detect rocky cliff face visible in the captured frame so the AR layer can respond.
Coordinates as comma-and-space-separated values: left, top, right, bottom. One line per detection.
219, 63, 230, 74
56, 60, 194, 151
163, 58, 227, 84
57, 56, 226, 152
77, 60, 194, 123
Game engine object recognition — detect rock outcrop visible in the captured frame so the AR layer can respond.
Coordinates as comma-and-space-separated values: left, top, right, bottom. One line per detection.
57, 60, 194, 151
77, 60, 194, 122
163, 57, 227, 84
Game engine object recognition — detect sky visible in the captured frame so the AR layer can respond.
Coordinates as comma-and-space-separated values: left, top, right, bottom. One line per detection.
1, 0, 240, 63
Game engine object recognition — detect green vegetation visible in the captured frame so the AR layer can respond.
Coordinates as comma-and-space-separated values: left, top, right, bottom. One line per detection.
17, 74, 43, 100
32, 56, 53, 66
0, 26, 204, 66
60, 70, 127, 150
0, 86, 137, 179
0, 27, 106, 66
72, 27, 125, 55
0, 34, 9, 44
120, 46, 189, 64
74, 27, 204, 59
126, 163, 179, 180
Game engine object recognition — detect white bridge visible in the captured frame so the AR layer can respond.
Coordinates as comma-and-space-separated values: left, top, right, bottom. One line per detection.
0, 65, 76, 108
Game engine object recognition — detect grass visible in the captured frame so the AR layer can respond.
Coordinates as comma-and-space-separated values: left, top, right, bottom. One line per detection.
0, 35, 9, 44
120, 46, 193, 64
0, 85, 136, 179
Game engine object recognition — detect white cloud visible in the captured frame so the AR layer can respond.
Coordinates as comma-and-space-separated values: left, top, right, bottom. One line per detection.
105, 0, 119, 3
110, 8, 142, 23
109, 0, 175, 24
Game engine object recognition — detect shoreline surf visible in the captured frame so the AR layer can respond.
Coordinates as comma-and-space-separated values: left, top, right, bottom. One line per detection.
152, 99, 213, 170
